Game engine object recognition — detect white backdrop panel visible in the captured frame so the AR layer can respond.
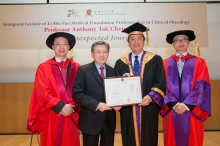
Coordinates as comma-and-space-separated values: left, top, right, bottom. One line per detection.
2, 3, 219, 82
0, 3, 208, 49
50, 0, 143, 2
0, 0, 46, 3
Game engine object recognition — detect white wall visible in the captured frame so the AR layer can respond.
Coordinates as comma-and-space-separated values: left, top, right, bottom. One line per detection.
0, 3, 219, 82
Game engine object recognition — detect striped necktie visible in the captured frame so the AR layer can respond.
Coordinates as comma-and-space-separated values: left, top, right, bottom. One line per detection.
100, 67, 105, 78
177, 55, 184, 77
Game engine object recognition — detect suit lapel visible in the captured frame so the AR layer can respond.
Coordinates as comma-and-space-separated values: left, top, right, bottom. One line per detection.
106, 64, 112, 77
90, 62, 103, 86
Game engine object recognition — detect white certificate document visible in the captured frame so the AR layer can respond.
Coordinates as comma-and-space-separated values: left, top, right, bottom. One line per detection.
104, 76, 143, 107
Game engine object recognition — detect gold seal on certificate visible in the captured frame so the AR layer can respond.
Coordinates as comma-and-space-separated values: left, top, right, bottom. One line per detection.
103, 76, 143, 107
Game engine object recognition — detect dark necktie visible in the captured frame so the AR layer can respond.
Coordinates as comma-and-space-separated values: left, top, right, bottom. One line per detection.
100, 67, 105, 78
134, 56, 139, 75
134, 56, 141, 142
60, 61, 67, 85
177, 55, 184, 77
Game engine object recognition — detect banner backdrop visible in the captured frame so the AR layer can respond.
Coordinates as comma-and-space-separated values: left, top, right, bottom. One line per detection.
50, 0, 143, 2
0, 0, 46, 3
0, 3, 208, 49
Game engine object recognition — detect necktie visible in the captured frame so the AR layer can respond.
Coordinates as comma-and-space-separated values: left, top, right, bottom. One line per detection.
60, 61, 67, 86
134, 56, 139, 75
134, 56, 141, 142
100, 67, 104, 78
177, 55, 184, 77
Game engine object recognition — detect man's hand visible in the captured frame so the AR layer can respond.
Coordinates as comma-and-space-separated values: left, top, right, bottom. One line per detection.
123, 73, 131, 77
112, 106, 122, 111
173, 103, 188, 114
97, 102, 112, 112
60, 104, 74, 116
139, 95, 152, 106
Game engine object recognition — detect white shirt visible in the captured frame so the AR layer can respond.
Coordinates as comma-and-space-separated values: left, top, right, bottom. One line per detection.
131, 51, 144, 66
94, 62, 106, 77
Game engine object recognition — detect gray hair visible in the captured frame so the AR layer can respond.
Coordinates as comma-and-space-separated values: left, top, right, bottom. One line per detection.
91, 41, 110, 52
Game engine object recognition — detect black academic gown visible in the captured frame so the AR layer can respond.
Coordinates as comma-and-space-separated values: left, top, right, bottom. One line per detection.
114, 52, 166, 146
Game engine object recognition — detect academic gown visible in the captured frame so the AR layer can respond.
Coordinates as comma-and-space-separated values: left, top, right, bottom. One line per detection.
161, 54, 211, 146
114, 51, 166, 146
27, 58, 80, 146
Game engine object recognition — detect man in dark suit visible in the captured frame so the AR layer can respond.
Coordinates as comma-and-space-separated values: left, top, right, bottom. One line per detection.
72, 41, 118, 146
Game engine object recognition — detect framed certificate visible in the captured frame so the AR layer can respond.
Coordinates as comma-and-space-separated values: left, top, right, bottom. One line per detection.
103, 76, 143, 107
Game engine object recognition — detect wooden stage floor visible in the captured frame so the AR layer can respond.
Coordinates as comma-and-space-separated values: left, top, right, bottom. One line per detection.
0, 131, 220, 146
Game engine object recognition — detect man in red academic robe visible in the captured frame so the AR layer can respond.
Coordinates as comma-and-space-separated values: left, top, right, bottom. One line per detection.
27, 32, 80, 146
161, 30, 211, 146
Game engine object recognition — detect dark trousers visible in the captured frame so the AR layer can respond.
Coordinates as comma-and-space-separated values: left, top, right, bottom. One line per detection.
82, 118, 114, 146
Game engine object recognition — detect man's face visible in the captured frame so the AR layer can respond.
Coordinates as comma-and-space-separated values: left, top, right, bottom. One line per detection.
52, 37, 70, 59
172, 35, 189, 53
128, 35, 144, 55
86, 10, 91, 15
91, 45, 109, 66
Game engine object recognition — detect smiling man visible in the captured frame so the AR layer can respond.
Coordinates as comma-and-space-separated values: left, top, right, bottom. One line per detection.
114, 22, 166, 146
161, 30, 211, 146
27, 32, 80, 146
72, 41, 118, 146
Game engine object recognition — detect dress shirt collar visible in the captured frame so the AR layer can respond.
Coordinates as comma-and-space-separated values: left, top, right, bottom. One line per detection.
176, 52, 188, 57
55, 56, 67, 63
94, 62, 106, 76
131, 51, 144, 65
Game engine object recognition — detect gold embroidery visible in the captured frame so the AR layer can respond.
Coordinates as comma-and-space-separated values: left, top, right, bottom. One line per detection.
140, 52, 155, 79
120, 52, 156, 146
129, 31, 143, 36
120, 52, 156, 77
151, 87, 164, 97
132, 105, 140, 146
140, 106, 142, 140
120, 54, 130, 64
120, 54, 134, 76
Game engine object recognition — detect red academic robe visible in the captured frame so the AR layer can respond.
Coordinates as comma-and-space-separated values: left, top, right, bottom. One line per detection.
161, 54, 211, 146
27, 59, 80, 146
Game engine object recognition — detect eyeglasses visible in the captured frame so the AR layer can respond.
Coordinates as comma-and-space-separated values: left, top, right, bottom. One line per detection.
93, 51, 108, 54
53, 43, 69, 47
173, 38, 189, 44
